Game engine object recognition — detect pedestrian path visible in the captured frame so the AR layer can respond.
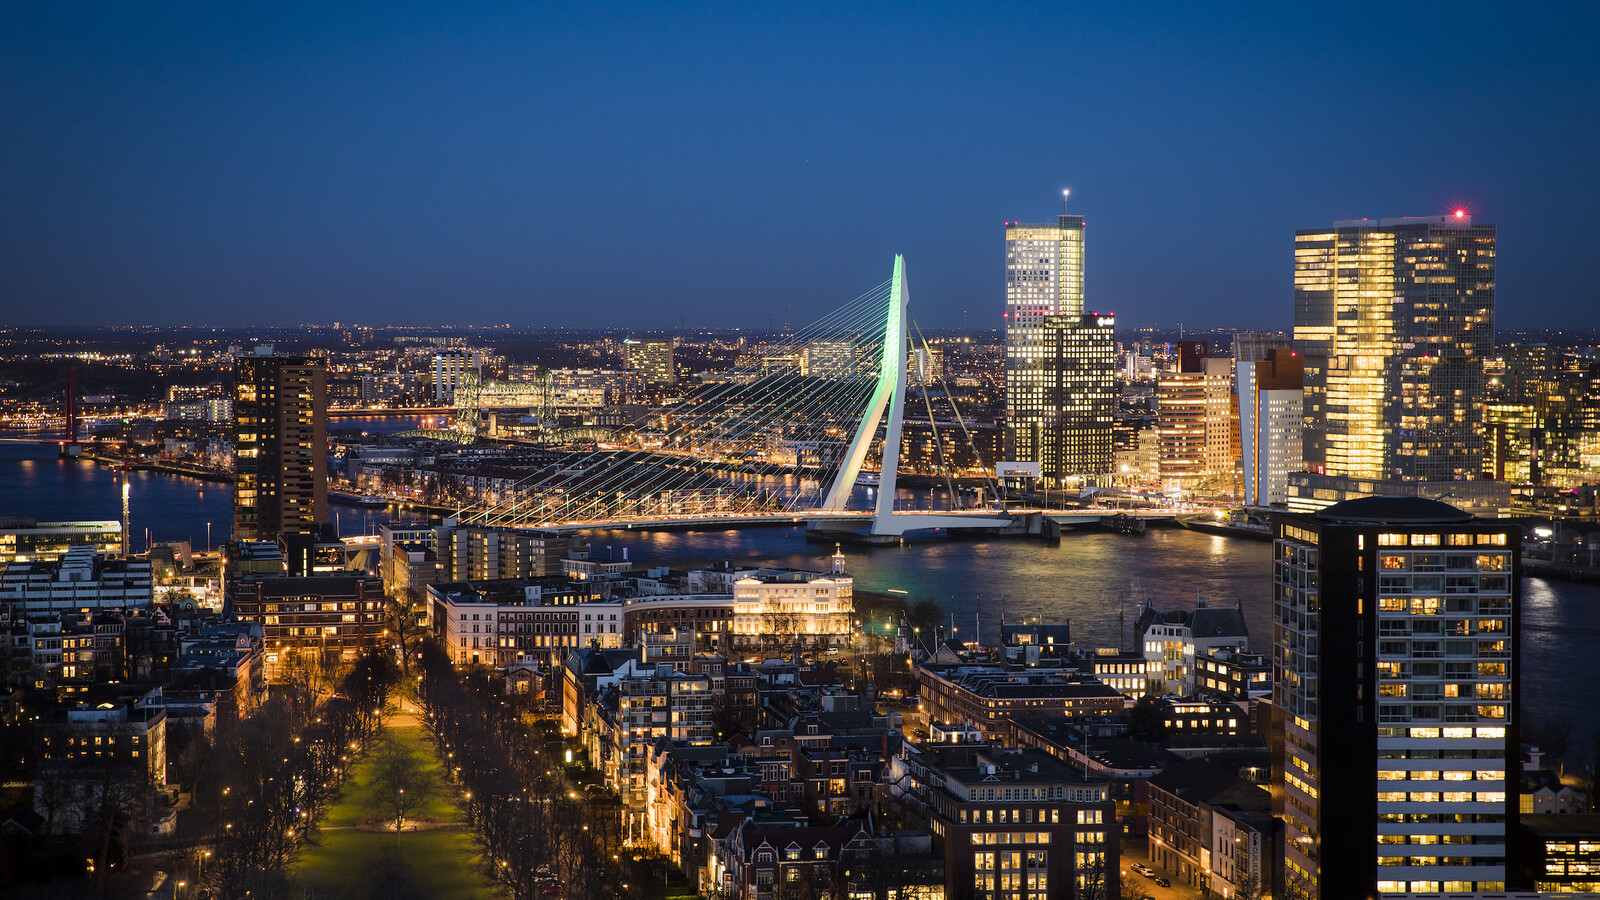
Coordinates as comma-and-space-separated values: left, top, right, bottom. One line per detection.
290, 702, 503, 899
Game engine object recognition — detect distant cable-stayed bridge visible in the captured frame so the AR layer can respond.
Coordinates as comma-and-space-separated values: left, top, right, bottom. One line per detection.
453, 257, 1181, 537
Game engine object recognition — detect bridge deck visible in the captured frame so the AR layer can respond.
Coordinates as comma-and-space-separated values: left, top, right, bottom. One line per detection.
478, 507, 1185, 533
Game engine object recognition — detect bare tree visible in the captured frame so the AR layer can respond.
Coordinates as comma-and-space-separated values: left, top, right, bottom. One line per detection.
1233, 870, 1266, 900
1121, 879, 1155, 900
390, 588, 428, 673
370, 733, 436, 845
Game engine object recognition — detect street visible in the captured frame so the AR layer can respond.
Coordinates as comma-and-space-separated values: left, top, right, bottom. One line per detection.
1119, 837, 1204, 900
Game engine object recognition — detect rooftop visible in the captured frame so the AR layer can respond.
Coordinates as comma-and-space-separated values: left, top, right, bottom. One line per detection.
1316, 495, 1473, 525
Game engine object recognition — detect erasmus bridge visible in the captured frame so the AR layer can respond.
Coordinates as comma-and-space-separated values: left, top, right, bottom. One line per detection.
452, 257, 1181, 538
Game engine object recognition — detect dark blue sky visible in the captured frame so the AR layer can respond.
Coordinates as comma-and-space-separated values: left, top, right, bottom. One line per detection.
4, 2, 1597, 330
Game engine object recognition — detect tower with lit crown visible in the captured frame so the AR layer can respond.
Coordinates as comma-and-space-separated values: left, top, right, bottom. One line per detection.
1006, 192, 1114, 482
1294, 213, 1495, 482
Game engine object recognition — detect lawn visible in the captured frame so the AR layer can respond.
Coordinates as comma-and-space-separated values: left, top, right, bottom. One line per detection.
291, 721, 503, 899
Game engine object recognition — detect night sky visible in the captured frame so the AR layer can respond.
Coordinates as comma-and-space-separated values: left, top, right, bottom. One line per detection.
4, 3, 1597, 331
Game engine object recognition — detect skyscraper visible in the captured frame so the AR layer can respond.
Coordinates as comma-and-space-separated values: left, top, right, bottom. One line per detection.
1038, 313, 1116, 482
1272, 497, 1518, 897
432, 349, 480, 403
623, 338, 675, 384
1294, 214, 1495, 481
233, 349, 328, 542
1235, 333, 1304, 507
1155, 341, 1237, 494
1006, 194, 1096, 475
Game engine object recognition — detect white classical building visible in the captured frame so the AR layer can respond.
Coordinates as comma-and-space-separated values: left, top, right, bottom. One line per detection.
730, 546, 853, 650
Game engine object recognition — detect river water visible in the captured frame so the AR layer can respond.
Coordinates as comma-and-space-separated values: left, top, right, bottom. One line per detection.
2, 435, 1596, 739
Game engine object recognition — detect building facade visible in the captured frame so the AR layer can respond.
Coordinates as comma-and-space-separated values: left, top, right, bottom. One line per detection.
730, 556, 853, 651
431, 349, 480, 402
1005, 204, 1085, 468
1, 545, 152, 614
918, 743, 1119, 900
1294, 215, 1495, 482
1272, 496, 1519, 897
1037, 313, 1117, 484
624, 338, 676, 384
226, 573, 386, 680
1157, 342, 1237, 495
233, 350, 328, 541
426, 578, 599, 668
0, 519, 123, 565
917, 664, 1126, 734
1234, 333, 1303, 507
1137, 601, 1250, 698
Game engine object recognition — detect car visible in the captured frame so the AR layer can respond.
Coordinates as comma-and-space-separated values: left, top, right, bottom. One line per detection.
1154, 876, 1171, 887
1134, 865, 1155, 877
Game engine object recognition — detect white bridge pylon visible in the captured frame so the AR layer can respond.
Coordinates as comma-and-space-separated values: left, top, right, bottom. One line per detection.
816, 255, 1010, 537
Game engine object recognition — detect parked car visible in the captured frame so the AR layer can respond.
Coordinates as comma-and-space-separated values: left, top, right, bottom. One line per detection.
1154, 876, 1171, 888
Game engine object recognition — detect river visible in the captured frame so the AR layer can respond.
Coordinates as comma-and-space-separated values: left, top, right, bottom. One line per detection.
1, 436, 1596, 739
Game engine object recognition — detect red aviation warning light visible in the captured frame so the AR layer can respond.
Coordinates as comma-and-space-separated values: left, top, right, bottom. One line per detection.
1454, 209, 1466, 219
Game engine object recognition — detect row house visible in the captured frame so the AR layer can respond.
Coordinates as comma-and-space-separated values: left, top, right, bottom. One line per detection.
620, 593, 734, 652
1135, 599, 1249, 697
793, 743, 884, 820
643, 742, 809, 885
7, 613, 125, 696
710, 819, 876, 900
427, 577, 598, 669
1146, 757, 1272, 894
581, 659, 714, 807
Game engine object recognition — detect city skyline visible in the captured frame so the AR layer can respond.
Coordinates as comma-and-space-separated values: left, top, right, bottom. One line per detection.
3, 4, 1597, 330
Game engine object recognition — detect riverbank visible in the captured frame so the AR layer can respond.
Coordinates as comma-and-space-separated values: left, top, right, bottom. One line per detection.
1522, 557, 1600, 585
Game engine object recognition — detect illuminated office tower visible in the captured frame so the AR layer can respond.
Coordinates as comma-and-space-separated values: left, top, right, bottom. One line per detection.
1037, 313, 1116, 483
1273, 498, 1518, 898
1006, 194, 1085, 466
234, 349, 328, 541
623, 338, 675, 384
1294, 214, 1495, 481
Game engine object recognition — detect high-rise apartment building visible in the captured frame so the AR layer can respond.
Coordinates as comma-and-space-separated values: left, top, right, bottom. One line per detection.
1156, 342, 1236, 494
623, 338, 675, 384
1294, 214, 1495, 481
1037, 313, 1116, 483
1005, 199, 1085, 467
1272, 497, 1518, 898
1235, 335, 1304, 507
233, 350, 327, 542
432, 349, 480, 403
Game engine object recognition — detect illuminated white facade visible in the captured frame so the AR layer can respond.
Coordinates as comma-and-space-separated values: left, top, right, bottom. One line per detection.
730, 548, 852, 650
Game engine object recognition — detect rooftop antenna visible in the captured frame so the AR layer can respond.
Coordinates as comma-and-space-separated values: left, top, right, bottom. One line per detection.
1062, 188, 1071, 214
